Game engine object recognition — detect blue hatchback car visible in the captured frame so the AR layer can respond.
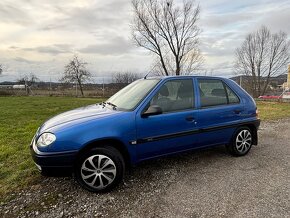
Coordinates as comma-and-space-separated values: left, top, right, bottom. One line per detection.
31, 76, 260, 192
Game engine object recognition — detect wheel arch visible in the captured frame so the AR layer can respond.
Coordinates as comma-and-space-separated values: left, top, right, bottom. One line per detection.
244, 124, 258, 145
236, 124, 258, 145
75, 138, 131, 168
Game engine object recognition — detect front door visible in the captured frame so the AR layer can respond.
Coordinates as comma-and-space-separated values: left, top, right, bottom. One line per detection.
135, 78, 198, 161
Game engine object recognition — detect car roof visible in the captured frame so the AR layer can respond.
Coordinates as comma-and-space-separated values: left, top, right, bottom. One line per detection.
144, 75, 228, 80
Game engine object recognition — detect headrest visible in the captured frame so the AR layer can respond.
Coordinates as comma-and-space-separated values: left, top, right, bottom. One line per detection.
177, 84, 192, 98
159, 85, 169, 96
211, 88, 225, 97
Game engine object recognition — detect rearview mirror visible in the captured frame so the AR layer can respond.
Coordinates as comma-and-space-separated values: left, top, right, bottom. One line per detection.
142, 105, 162, 117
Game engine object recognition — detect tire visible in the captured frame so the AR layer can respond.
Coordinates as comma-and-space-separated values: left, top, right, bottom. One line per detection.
75, 146, 125, 193
226, 127, 253, 156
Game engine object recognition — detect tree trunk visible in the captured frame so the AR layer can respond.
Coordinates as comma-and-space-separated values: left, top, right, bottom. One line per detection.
261, 76, 271, 96
251, 73, 258, 97
175, 57, 180, 76
257, 75, 261, 96
78, 80, 84, 97
160, 55, 169, 76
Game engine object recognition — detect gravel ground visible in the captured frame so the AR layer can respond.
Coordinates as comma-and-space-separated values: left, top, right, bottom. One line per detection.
1, 119, 289, 218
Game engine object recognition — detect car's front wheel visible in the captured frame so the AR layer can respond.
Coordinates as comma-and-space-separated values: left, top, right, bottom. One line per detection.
227, 127, 253, 156
75, 146, 125, 193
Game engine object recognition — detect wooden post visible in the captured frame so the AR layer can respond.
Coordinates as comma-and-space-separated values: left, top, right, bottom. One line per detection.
287, 65, 290, 89
102, 77, 105, 97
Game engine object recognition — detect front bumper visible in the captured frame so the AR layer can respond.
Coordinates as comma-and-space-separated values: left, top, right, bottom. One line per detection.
30, 141, 78, 173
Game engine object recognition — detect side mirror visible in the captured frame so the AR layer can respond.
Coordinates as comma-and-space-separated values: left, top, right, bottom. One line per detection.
142, 105, 162, 117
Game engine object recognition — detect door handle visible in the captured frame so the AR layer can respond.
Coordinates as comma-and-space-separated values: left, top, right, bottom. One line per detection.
185, 116, 195, 122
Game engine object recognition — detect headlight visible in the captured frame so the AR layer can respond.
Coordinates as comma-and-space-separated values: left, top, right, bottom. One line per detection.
36, 133, 56, 147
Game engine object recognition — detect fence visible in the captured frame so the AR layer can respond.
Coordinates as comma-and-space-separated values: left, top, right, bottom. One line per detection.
0, 83, 126, 98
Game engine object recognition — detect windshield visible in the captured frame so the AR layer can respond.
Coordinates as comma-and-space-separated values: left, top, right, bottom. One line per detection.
106, 79, 160, 111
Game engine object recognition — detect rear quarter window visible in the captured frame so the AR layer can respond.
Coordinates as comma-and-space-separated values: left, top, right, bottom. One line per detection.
225, 85, 240, 104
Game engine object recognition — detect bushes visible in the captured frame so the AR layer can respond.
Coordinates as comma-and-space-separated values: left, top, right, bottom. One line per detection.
0, 90, 13, 96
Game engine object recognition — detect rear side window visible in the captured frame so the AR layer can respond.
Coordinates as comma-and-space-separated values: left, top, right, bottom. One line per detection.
150, 79, 194, 112
225, 86, 240, 104
198, 79, 240, 107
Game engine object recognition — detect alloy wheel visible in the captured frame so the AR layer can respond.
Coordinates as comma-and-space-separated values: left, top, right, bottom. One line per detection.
235, 129, 252, 153
81, 154, 117, 190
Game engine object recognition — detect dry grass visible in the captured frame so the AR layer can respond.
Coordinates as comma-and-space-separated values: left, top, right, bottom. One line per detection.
256, 101, 290, 120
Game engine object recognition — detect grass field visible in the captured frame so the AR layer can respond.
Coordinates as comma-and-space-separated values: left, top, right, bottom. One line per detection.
256, 100, 290, 120
0, 96, 102, 200
0, 97, 290, 199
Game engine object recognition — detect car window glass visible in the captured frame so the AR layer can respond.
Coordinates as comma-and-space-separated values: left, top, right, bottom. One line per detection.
150, 79, 194, 113
226, 86, 240, 104
198, 79, 228, 107
107, 79, 160, 111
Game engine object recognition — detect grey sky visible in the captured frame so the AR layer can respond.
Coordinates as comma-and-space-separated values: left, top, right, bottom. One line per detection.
0, 0, 289, 82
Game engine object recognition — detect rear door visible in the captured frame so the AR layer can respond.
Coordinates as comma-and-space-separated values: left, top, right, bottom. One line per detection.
195, 78, 244, 146
135, 78, 198, 160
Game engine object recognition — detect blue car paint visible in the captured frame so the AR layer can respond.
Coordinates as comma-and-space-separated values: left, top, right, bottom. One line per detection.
31, 76, 259, 170
135, 77, 197, 160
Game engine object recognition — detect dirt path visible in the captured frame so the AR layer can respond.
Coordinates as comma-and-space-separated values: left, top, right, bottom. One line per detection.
1, 119, 290, 218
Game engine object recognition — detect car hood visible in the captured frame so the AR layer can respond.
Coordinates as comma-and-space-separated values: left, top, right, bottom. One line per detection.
40, 104, 120, 132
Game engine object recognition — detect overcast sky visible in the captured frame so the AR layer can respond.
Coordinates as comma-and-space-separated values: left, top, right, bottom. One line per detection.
0, 0, 290, 82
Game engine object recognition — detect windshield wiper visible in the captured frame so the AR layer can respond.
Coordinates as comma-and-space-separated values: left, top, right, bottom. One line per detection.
99, 101, 106, 107
98, 101, 117, 110
106, 102, 117, 110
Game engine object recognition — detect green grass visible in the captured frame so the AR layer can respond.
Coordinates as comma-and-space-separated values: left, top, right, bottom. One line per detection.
0, 97, 289, 199
0, 96, 103, 200
256, 101, 290, 120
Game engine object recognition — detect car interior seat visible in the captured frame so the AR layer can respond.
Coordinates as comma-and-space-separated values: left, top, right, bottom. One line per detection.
151, 85, 171, 112
171, 83, 193, 111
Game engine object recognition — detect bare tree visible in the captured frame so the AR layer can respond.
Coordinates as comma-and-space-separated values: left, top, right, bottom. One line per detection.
235, 26, 290, 97
132, 0, 203, 76
61, 55, 91, 97
113, 72, 140, 84
17, 73, 39, 95
18, 73, 39, 86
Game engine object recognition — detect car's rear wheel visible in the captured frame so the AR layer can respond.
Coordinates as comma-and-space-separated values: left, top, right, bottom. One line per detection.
75, 146, 125, 193
227, 127, 253, 156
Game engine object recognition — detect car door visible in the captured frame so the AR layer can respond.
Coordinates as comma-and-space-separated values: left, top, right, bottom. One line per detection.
135, 78, 199, 161
195, 78, 245, 146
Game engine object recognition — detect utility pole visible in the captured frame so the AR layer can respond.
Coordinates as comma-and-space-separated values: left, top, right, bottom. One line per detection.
49, 77, 52, 95
102, 77, 105, 97
25, 79, 28, 95
287, 64, 290, 89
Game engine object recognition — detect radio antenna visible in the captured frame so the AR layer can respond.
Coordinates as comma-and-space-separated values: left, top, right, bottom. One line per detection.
144, 72, 151, 79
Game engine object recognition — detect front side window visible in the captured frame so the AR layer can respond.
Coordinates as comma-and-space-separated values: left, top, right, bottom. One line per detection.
149, 79, 194, 113
107, 79, 160, 111
198, 79, 240, 107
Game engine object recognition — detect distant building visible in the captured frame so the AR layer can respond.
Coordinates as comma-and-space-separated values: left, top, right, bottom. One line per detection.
12, 85, 26, 89
230, 74, 287, 96
282, 65, 290, 99
0, 85, 13, 89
